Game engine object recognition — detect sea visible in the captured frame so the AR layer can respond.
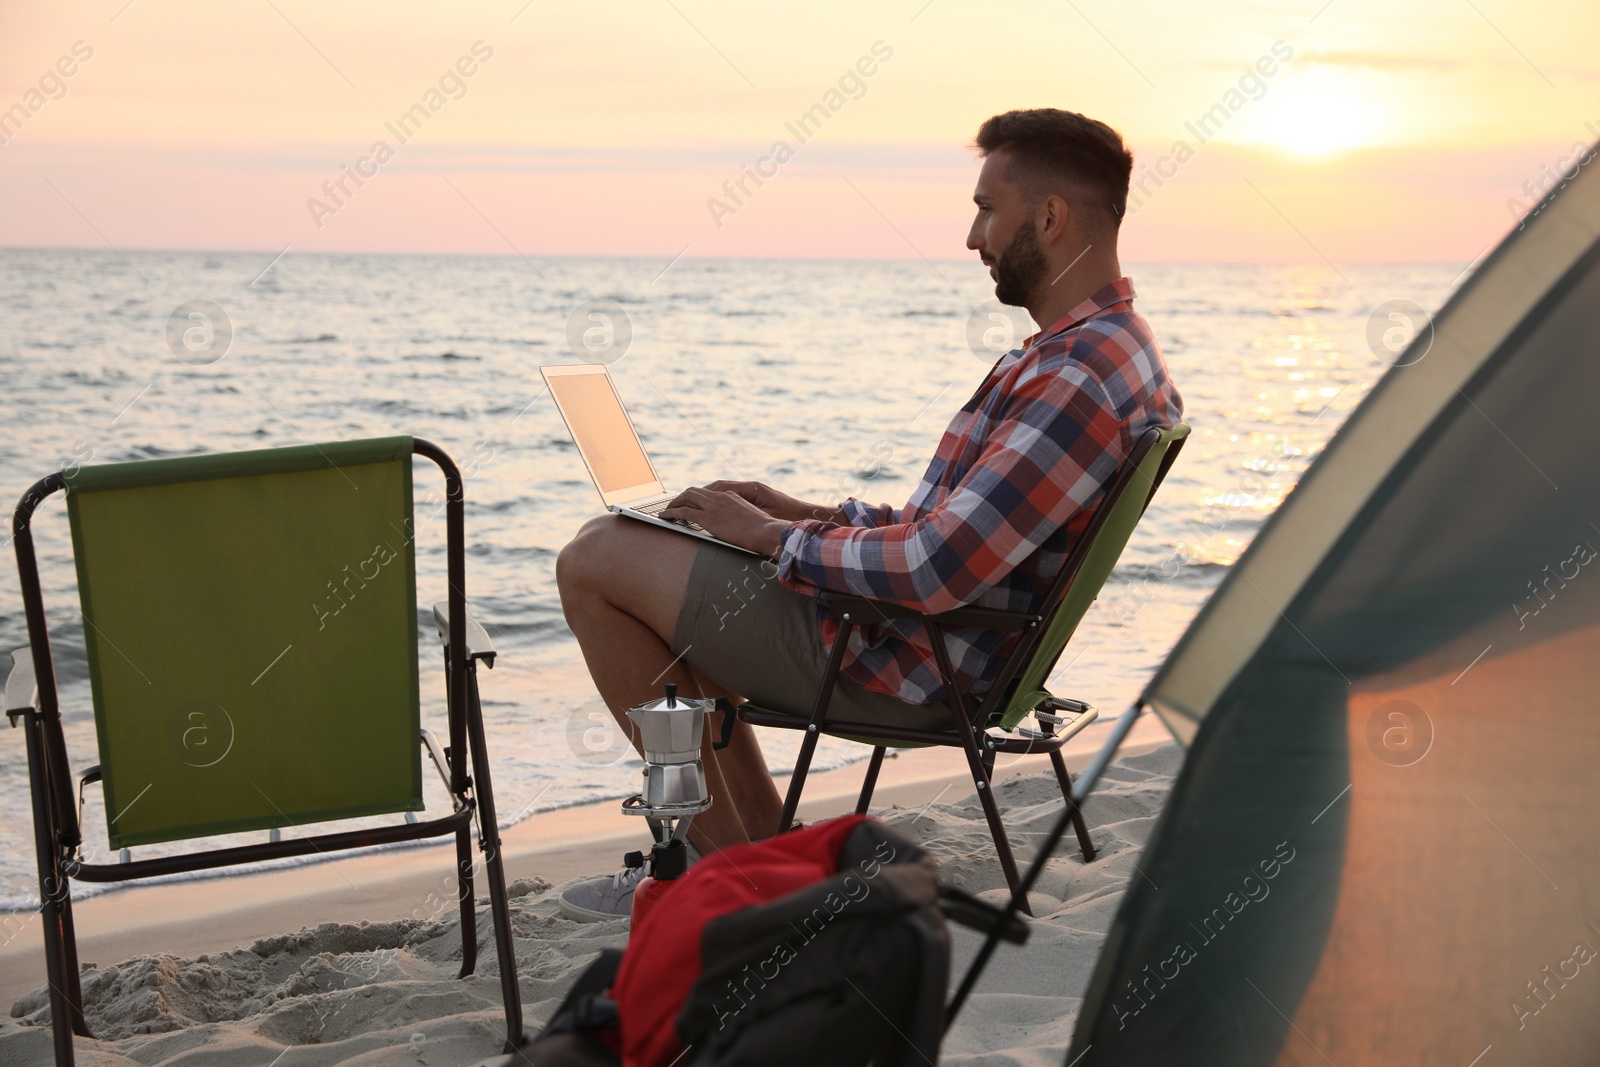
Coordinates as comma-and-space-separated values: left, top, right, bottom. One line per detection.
0, 249, 1466, 909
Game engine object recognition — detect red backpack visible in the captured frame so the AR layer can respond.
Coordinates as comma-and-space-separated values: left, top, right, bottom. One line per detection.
528, 816, 949, 1067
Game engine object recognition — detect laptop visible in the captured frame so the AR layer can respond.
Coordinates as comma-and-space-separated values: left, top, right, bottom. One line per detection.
541, 363, 761, 556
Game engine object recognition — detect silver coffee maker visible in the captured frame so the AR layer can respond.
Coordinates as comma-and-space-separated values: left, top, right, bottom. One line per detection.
620, 683, 733, 879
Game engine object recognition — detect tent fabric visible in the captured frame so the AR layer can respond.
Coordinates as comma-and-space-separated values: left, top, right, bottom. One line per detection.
1068, 155, 1600, 1063
63, 436, 422, 848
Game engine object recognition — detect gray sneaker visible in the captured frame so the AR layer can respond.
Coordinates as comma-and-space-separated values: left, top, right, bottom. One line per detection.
558, 844, 701, 923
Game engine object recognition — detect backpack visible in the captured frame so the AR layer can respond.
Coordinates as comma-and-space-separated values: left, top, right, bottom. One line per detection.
526, 816, 949, 1067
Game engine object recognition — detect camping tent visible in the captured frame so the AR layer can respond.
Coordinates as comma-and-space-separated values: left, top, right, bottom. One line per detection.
1068, 150, 1600, 1063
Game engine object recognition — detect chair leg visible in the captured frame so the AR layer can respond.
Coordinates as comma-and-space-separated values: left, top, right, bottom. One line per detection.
480, 845, 522, 1053
464, 667, 524, 1052
925, 628, 1030, 917
56, 885, 91, 1037
1049, 750, 1096, 862
958, 728, 1030, 917
441, 646, 481, 981
21, 712, 76, 1065
778, 619, 855, 833
855, 747, 886, 815
777, 729, 819, 833
41, 883, 77, 1064
34, 713, 90, 1040
453, 824, 478, 979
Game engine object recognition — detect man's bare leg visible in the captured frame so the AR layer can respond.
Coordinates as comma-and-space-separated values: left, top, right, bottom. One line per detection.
556, 515, 784, 852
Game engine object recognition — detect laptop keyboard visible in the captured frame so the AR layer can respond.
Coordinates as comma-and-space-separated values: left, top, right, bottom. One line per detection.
634, 499, 709, 533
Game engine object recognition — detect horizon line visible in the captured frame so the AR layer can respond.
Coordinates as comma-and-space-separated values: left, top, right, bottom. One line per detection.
0, 243, 1474, 267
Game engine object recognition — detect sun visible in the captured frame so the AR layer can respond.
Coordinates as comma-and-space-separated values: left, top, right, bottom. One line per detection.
1236, 67, 1387, 159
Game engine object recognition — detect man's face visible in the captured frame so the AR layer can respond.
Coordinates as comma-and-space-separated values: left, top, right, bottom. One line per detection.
967, 150, 1048, 308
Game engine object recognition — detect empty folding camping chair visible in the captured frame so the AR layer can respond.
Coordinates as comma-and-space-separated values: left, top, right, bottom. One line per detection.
737, 422, 1189, 913
4, 436, 525, 1066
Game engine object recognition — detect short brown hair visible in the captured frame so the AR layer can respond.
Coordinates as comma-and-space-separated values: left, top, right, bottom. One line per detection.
974, 109, 1133, 229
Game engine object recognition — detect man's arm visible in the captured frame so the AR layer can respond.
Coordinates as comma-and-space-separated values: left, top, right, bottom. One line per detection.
775, 365, 1124, 614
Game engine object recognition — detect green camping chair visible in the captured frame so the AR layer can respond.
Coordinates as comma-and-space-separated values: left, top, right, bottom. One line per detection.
4, 436, 524, 1066
739, 422, 1189, 914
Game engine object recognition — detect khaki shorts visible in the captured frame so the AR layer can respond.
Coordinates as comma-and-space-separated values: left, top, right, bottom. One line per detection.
671, 543, 952, 731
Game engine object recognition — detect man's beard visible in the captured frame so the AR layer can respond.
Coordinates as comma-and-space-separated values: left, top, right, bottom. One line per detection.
992, 222, 1048, 308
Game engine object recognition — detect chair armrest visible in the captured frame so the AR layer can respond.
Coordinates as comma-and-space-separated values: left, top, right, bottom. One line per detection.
1015, 701, 1099, 742
76, 765, 102, 847
818, 593, 1041, 633
431, 602, 497, 667
5, 648, 38, 719
419, 728, 455, 791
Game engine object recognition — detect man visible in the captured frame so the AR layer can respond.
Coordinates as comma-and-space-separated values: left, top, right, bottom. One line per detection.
555, 108, 1183, 921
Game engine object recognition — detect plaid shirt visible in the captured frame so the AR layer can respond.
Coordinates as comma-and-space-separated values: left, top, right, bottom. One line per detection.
775, 278, 1183, 705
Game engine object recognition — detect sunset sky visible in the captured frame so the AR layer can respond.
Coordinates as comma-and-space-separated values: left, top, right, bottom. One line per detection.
1, 0, 1595, 263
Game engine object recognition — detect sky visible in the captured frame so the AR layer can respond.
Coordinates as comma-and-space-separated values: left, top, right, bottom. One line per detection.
0, 0, 1596, 263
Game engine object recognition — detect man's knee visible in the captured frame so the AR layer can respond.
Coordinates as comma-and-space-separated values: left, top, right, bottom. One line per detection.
556, 515, 618, 593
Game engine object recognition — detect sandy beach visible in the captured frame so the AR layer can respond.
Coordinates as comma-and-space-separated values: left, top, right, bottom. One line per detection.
0, 729, 1177, 1066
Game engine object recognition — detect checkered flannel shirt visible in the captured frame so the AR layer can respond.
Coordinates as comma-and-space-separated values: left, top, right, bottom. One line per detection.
775, 277, 1184, 704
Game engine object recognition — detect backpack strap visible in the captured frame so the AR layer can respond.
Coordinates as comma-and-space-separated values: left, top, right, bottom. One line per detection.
537, 948, 624, 1037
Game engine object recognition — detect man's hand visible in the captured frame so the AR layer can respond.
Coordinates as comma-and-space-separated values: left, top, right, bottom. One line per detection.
662, 487, 792, 558
698, 480, 844, 525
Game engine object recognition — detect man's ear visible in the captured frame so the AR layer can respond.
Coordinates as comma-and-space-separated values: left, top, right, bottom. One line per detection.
1037, 193, 1072, 247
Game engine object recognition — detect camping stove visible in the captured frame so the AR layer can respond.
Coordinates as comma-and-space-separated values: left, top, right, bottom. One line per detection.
620, 683, 729, 880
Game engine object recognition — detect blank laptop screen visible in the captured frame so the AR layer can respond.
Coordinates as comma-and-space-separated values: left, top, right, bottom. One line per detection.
545, 370, 659, 498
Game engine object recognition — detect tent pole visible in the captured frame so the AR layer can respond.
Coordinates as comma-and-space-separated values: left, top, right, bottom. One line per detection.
944, 703, 1148, 1028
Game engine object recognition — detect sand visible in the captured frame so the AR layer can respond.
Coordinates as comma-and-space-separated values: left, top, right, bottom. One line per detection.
0, 742, 1180, 1066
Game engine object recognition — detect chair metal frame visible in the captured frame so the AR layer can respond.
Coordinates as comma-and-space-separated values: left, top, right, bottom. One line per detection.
739, 426, 1186, 914
5, 438, 524, 1065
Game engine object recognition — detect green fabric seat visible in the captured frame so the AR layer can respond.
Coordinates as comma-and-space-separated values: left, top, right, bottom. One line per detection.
64, 438, 423, 847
